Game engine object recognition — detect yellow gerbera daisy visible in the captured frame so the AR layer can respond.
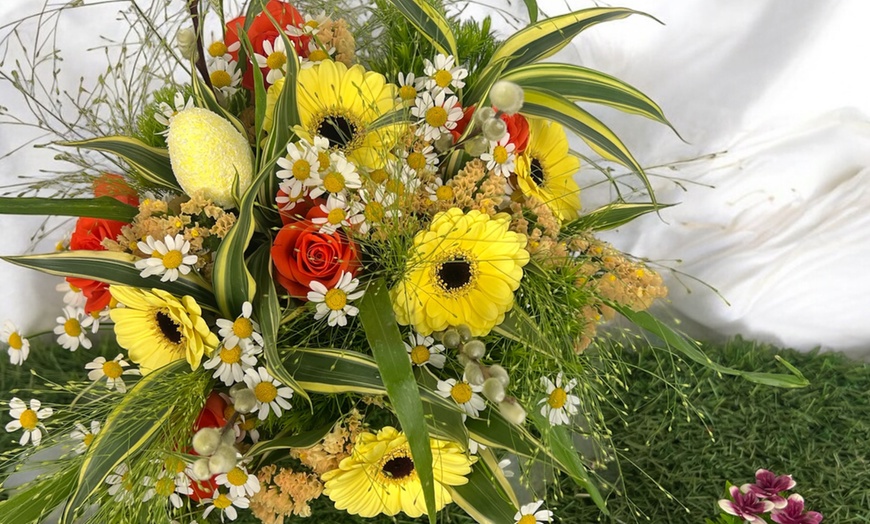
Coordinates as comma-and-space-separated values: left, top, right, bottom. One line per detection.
109, 286, 219, 374
295, 60, 401, 170
514, 118, 582, 220
322, 426, 474, 518
391, 208, 529, 337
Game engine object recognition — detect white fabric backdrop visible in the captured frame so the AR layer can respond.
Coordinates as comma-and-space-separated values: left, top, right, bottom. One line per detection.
2, 0, 869, 356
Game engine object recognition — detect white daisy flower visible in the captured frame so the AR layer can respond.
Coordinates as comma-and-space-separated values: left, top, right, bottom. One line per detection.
203, 342, 261, 386
404, 144, 439, 173
480, 135, 516, 177
254, 37, 288, 84
358, 186, 399, 235
207, 38, 236, 62
154, 92, 194, 134
424, 176, 454, 203
216, 465, 260, 498
276, 140, 320, 198
209, 58, 242, 99
423, 54, 468, 94
307, 272, 365, 327
468, 438, 486, 455
135, 234, 198, 282
54, 306, 93, 351
85, 354, 141, 393
381, 159, 422, 198
308, 153, 362, 200
70, 420, 101, 455
216, 301, 264, 351
105, 462, 135, 504
286, 11, 328, 37
498, 457, 515, 478
236, 414, 260, 444
514, 500, 554, 523
2, 320, 30, 366
6, 397, 52, 447
404, 332, 446, 369
143, 472, 192, 509
243, 367, 294, 421
412, 90, 464, 141
436, 378, 485, 420
311, 195, 365, 234
56, 281, 86, 307
396, 71, 423, 104
300, 40, 335, 68
538, 373, 580, 426
202, 490, 250, 522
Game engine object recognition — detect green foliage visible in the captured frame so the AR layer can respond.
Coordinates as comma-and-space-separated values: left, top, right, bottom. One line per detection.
133, 85, 192, 149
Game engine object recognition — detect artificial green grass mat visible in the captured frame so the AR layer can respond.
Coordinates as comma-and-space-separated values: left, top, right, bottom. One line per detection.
2, 337, 868, 523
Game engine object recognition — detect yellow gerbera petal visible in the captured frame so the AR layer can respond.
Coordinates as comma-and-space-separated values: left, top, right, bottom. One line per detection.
515, 117, 582, 220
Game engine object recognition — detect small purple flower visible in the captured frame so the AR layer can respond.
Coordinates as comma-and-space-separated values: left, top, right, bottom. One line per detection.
718, 486, 775, 523
745, 469, 797, 509
771, 494, 823, 524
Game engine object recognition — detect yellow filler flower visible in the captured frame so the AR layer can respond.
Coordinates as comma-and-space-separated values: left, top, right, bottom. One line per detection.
109, 286, 218, 374
322, 426, 473, 518
392, 208, 529, 337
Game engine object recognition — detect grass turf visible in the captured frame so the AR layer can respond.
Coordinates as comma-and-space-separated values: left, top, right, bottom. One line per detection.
2, 336, 868, 522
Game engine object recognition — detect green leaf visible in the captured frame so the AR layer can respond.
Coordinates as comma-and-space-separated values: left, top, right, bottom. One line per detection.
237, 30, 268, 153
358, 278, 437, 523
615, 306, 810, 388
59, 137, 179, 191
493, 304, 564, 357
448, 458, 517, 524
0, 466, 78, 524
561, 202, 675, 235
245, 423, 333, 460
523, 0, 539, 24
383, 0, 458, 58
60, 361, 185, 523
0, 196, 137, 221
3, 250, 217, 311
191, 64, 248, 137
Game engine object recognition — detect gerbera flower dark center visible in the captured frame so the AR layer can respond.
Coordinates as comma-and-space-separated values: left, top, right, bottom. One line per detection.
156, 311, 182, 344
318, 114, 358, 149
382, 456, 415, 479
437, 255, 473, 292
530, 157, 546, 186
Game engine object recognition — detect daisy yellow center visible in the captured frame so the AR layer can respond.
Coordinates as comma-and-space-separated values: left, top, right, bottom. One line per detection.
406, 152, 427, 170
162, 250, 184, 269
434, 69, 453, 88
83, 433, 95, 447
308, 49, 329, 62
213, 493, 233, 510
547, 387, 567, 409
369, 168, 387, 184
493, 145, 509, 165
220, 345, 242, 364
155, 476, 175, 497
19, 409, 38, 430
208, 41, 228, 57
517, 515, 537, 524
435, 185, 454, 201
91, 311, 101, 319
292, 159, 312, 180
267, 51, 287, 70
322, 172, 346, 194
410, 345, 430, 365
425, 106, 448, 128
232, 317, 254, 339
450, 382, 473, 404
305, 20, 320, 29
240, 417, 257, 431
69, 283, 81, 292
64, 318, 82, 337
210, 70, 232, 89
323, 289, 348, 311
165, 456, 186, 475
254, 381, 278, 403
8, 332, 23, 350
434, 251, 478, 296
317, 151, 331, 169
364, 201, 385, 222
224, 405, 237, 420
327, 208, 346, 225
399, 85, 417, 101
102, 360, 123, 379
385, 179, 405, 195
226, 467, 248, 487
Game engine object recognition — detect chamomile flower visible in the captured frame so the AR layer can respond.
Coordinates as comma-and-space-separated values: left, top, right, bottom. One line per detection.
436, 378, 485, 420
85, 354, 141, 393
254, 37, 288, 84
307, 272, 365, 327
412, 90, 464, 142
301, 40, 335, 68
55, 306, 93, 351
143, 472, 192, 509
70, 420, 101, 455
358, 186, 398, 234
135, 234, 198, 282
286, 11, 328, 37
216, 465, 260, 498
276, 140, 321, 198
514, 500, 554, 523
154, 92, 194, 133
538, 373, 580, 426
481, 135, 516, 177
203, 343, 261, 386
105, 462, 135, 504
308, 153, 362, 200
498, 458, 515, 478
243, 367, 294, 421
2, 320, 30, 366
396, 72, 423, 104
209, 58, 242, 99
207, 39, 237, 61
235, 413, 260, 444
56, 281, 86, 307
86, 307, 112, 334
215, 302, 264, 352
202, 490, 250, 522
311, 195, 365, 234
404, 144, 439, 173
404, 332, 446, 369
6, 397, 52, 447
423, 54, 468, 94
468, 438, 486, 455
424, 176, 454, 203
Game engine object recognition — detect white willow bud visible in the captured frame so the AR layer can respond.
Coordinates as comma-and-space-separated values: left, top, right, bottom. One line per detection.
191, 458, 211, 481
463, 136, 489, 157
191, 427, 221, 456
208, 444, 238, 475
498, 398, 527, 425
434, 132, 455, 152
462, 339, 486, 360
442, 328, 461, 348
464, 361, 485, 386
482, 377, 506, 403
176, 27, 198, 60
457, 353, 471, 367
490, 80, 524, 115
488, 364, 510, 387
221, 428, 236, 447
456, 324, 473, 342
231, 388, 257, 414
482, 118, 507, 142
473, 106, 497, 125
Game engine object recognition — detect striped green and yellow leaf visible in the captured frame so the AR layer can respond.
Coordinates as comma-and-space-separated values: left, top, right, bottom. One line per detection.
59, 136, 179, 191
561, 202, 675, 235
0, 465, 78, 524
449, 457, 518, 524
0, 196, 137, 221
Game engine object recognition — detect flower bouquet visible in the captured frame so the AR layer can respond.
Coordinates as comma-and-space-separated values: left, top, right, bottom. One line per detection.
0, 1, 807, 523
